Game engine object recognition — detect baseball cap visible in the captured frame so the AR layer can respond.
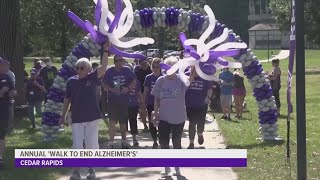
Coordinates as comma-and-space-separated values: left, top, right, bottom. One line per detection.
30, 68, 39, 74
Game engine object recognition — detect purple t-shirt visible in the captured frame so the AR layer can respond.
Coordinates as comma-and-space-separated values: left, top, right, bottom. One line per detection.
144, 74, 162, 105
185, 76, 212, 108
151, 75, 188, 124
128, 81, 141, 107
103, 66, 135, 103
26, 77, 45, 102
0, 73, 13, 104
66, 70, 101, 123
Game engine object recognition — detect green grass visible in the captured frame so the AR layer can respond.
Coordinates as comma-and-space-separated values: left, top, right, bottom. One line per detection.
0, 118, 108, 180
216, 49, 320, 179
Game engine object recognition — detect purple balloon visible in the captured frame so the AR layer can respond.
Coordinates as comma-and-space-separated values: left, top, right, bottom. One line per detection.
67, 11, 87, 32
217, 57, 228, 66
160, 63, 171, 71
109, 46, 146, 60
95, 0, 102, 25
179, 32, 196, 52
84, 20, 98, 42
200, 63, 216, 75
108, 0, 122, 33
229, 34, 235, 42
209, 49, 240, 59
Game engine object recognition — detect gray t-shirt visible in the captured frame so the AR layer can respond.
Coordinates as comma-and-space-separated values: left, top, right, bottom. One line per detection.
151, 75, 188, 124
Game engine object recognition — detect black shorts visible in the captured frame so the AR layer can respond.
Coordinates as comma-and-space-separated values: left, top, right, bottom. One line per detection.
147, 104, 154, 117
107, 100, 129, 124
0, 102, 10, 140
186, 106, 208, 122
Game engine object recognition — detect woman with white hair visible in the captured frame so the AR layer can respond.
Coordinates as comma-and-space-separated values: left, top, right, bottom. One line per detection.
151, 56, 195, 177
60, 43, 110, 180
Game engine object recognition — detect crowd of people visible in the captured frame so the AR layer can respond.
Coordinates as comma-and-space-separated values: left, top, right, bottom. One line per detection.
0, 45, 282, 178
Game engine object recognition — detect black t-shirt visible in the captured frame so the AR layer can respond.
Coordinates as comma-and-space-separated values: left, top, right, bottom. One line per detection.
0, 73, 14, 104
39, 66, 58, 90
26, 77, 45, 102
134, 66, 152, 93
233, 74, 245, 88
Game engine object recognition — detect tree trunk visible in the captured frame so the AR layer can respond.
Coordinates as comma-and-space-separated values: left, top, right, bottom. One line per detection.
0, 0, 25, 105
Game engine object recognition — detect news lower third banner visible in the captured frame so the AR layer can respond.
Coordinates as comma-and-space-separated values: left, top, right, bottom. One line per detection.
15, 149, 247, 167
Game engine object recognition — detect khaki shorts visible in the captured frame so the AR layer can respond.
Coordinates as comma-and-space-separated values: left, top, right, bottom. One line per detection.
220, 95, 232, 108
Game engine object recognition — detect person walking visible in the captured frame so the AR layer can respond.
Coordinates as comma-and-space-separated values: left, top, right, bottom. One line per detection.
103, 55, 135, 149
59, 43, 110, 180
143, 58, 162, 149
26, 68, 47, 129
151, 56, 196, 177
268, 59, 281, 116
219, 67, 234, 120
233, 69, 246, 119
185, 71, 212, 149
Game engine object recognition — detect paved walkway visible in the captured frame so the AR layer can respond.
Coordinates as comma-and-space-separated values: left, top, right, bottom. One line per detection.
58, 115, 237, 180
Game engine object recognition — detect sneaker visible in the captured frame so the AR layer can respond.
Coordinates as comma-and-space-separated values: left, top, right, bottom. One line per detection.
121, 141, 130, 149
133, 139, 139, 147
152, 142, 158, 149
187, 143, 194, 149
160, 167, 171, 177
86, 168, 96, 179
220, 115, 227, 119
69, 170, 81, 180
198, 135, 204, 145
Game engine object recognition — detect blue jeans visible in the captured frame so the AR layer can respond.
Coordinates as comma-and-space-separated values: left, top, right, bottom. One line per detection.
28, 101, 42, 127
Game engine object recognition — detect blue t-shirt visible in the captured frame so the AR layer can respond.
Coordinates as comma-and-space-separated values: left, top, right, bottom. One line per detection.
219, 71, 234, 95
65, 70, 101, 123
128, 81, 141, 107
26, 77, 45, 102
185, 76, 212, 108
103, 66, 135, 103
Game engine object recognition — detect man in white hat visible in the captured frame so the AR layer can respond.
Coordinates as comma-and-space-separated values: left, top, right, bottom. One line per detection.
219, 66, 234, 120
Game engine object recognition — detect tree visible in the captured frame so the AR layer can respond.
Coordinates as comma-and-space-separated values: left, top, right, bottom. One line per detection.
207, 0, 249, 43
0, 0, 25, 105
20, 0, 94, 58
270, 0, 320, 46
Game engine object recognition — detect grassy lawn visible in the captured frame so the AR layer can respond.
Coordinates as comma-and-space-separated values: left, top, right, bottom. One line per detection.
1, 117, 108, 180
216, 49, 320, 179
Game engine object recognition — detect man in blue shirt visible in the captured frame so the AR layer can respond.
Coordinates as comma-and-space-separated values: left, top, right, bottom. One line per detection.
219, 67, 234, 120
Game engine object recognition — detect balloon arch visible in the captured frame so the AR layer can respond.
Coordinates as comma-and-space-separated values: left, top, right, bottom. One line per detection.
41, 0, 280, 142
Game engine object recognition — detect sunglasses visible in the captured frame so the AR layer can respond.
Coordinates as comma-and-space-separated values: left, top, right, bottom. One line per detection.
76, 66, 85, 71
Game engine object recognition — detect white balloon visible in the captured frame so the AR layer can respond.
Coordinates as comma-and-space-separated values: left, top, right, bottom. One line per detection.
181, 20, 186, 28
179, 8, 184, 14
161, 21, 166, 28
243, 60, 253, 67
260, 99, 269, 104
227, 62, 242, 68
153, 12, 158, 21
95, 43, 101, 50
235, 35, 241, 41
178, 14, 182, 23
245, 52, 254, 61
252, 75, 260, 81
206, 28, 229, 49
215, 42, 247, 51
267, 101, 276, 107
157, 18, 162, 26
89, 42, 95, 50
135, 14, 141, 22
108, 34, 154, 48
199, 5, 216, 43
269, 96, 275, 101
264, 79, 270, 85
70, 55, 77, 62
182, 11, 188, 19
239, 54, 247, 61
186, 16, 191, 24
178, 59, 198, 86
255, 83, 264, 88
161, 12, 166, 20
157, 8, 161, 14
261, 123, 270, 128
65, 61, 73, 68
258, 77, 266, 83
202, 21, 208, 31
82, 42, 89, 49
261, 107, 270, 112
188, 10, 193, 15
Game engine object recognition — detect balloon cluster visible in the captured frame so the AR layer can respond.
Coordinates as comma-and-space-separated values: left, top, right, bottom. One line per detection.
67, 0, 154, 60
42, 35, 101, 141
160, 5, 246, 86
131, 7, 211, 34
237, 49, 279, 140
